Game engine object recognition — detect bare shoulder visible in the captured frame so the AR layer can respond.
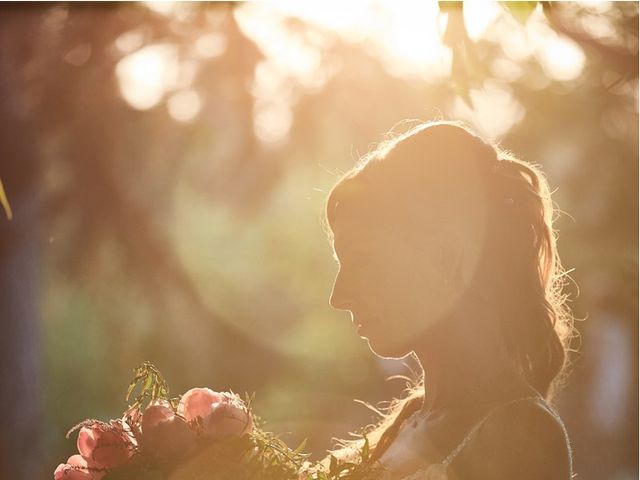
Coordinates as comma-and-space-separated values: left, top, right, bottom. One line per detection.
455, 398, 574, 480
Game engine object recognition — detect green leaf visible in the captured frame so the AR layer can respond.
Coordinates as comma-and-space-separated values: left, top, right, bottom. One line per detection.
361, 436, 370, 461
438, 1, 462, 15
500, 1, 539, 25
125, 361, 171, 410
0, 178, 12, 221
293, 438, 308, 455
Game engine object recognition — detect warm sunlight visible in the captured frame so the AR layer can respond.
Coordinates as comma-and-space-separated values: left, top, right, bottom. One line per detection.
240, 0, 450, 79
463, 0, 503, 41
234, 0, 586, 143
5, 2, 635, 479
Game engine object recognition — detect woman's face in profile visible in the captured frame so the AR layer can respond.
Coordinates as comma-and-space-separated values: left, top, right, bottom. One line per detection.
329, 218, 457, 359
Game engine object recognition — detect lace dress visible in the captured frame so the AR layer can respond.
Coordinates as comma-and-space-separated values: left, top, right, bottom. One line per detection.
383, 396, 563, 480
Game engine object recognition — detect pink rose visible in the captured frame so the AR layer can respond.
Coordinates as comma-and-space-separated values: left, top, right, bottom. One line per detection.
140, 403, 196, 458
205, 399, 253, 440
77, 422, 135, 468
54, 454, 104, 480
177, 388, 253, 440
177, 387, 225, 422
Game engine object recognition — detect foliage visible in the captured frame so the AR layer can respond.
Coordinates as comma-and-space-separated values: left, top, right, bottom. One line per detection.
126, 361, 176, 412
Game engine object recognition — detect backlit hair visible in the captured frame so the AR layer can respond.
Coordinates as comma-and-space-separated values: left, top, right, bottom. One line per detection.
323, 120, 576, 461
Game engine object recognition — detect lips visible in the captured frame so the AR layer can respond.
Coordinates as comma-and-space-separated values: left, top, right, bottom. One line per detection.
350, 309, 380, 336
350, 314, 363, 331
353, 314, 377, 335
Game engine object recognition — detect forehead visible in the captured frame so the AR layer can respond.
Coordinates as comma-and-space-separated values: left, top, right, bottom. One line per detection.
329, 199, 469, 262
329, 187, 435, 237
330, 205, 420, 260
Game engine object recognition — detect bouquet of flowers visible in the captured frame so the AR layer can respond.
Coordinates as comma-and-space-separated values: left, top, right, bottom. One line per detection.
53, 362, 384, 480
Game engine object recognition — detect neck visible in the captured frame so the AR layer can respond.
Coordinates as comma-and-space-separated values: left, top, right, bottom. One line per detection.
413, 316, 529, 416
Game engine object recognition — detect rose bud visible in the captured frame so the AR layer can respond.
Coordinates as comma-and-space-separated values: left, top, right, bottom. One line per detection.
54, 454, 104, 480
77, 422, 135, 469
205, 398, 253, 440
140, 403, 195, 459
177, 387, 225, 423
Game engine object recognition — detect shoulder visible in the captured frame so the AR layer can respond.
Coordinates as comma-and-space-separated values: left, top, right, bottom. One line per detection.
457, 398, 573, 480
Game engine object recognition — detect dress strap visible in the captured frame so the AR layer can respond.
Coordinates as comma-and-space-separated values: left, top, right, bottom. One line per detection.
400, 396, 554, 480
440, 395, 544, 467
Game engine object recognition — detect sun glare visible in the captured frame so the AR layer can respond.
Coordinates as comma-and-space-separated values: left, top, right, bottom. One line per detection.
118, 2, 587, 132
463, 0, 502, 41
248, 0, 452, 80
236, 0, 558, 143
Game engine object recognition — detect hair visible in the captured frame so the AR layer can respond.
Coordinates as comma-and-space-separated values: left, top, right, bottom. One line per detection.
323, 119, 576, 463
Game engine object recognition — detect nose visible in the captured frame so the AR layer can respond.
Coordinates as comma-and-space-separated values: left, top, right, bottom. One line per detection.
329, 269, 352, 311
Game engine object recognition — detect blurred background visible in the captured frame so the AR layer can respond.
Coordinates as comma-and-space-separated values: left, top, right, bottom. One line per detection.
0, 1, 637, 479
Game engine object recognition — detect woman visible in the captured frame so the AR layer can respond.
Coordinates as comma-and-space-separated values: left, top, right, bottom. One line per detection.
324, 120, 575, 480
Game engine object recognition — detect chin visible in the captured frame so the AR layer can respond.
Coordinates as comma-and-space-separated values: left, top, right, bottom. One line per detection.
365, 336, 413, 360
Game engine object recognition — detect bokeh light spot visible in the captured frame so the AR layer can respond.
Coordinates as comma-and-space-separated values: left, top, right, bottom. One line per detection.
116, 44, 179, 110
168, 90, 202, 123
537, 35, 586, 81
64, 43, 92, 66
194, 32, 228, 59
